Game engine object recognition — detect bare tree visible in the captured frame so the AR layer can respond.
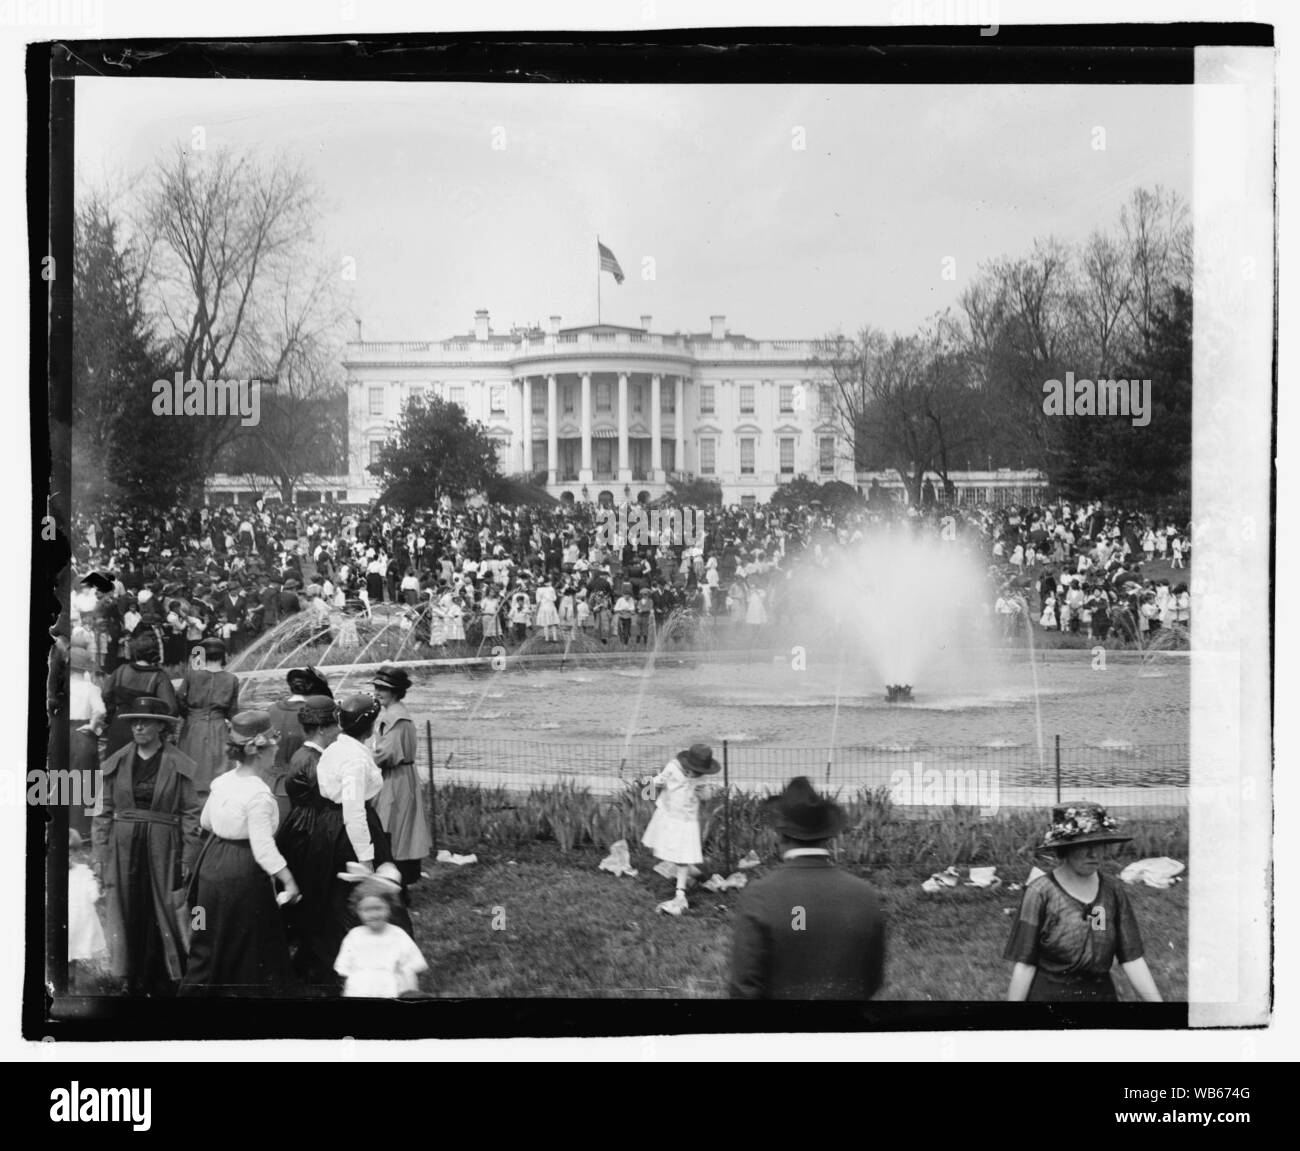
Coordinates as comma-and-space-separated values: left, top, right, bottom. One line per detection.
1120, 185, 1191, 355
1073, 229, 1134, 373
146, 145, 318, 473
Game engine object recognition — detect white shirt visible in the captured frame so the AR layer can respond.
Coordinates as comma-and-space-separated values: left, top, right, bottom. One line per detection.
70, 675, 106, 727
782, 848, 832, 860
200, 770, 287, 876
316, 732, 384, 863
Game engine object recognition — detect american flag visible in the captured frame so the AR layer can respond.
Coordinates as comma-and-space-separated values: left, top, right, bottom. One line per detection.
598, 240, 625, 284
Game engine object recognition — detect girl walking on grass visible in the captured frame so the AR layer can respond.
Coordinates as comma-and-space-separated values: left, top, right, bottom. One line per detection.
641, 743, 722, 916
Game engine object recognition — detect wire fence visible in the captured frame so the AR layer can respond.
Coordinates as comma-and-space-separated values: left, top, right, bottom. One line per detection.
414, 730, 1188, 814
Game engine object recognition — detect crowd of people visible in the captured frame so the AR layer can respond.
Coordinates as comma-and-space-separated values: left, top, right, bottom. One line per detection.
67, 494, 1191, 676
58, 488, 1188, 1000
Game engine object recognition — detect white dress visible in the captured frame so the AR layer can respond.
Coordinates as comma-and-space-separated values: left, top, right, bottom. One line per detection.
534, 584, 561, 627
68, 862, 108, 961
334, 922, 428, 998
640, 762, 707, 865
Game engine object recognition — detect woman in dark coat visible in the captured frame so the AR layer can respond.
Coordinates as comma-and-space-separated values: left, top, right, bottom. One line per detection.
176, 637, 241, 798
92, 697, 204, 995
178, 711, 300, 997
275, 695, 408, 991
101, 632, 180, 758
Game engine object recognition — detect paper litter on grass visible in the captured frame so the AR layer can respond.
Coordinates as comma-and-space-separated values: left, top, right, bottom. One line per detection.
436, 850, 478, 866
965, 866, 1002, 889
1120, 857, 1185, 888
703, 872, 748, 892
598, 840, 639, 878
921, 866, 962, 893
737, 850, 762, 870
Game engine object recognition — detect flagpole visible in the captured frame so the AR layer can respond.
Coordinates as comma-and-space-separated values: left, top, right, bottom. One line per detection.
596, 234, 601, 325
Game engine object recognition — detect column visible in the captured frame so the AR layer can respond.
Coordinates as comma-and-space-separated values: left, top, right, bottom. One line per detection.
617, 371, 631, 483
546, 373, 558, 486
650, 373, 663, 481
579, 372, 593, 483
521, 377, 533, 473
675, 375, 685, 477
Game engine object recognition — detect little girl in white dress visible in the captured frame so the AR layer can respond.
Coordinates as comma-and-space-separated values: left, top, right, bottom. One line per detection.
334, 881, 429, 998
640, 744, 721, 916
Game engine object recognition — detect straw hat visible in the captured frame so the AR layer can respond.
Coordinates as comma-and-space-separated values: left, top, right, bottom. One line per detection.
1041, 800, 1131, 849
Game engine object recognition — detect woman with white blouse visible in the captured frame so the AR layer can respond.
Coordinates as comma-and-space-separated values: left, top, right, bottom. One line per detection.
178, 711, 300, 996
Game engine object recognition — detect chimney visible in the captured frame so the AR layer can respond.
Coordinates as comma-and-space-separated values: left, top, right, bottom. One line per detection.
354, 318, 362, 342
640, 314, 653, 331
475, 309, 490, 341
549, 314, 562, 335
710, 314, 726, 340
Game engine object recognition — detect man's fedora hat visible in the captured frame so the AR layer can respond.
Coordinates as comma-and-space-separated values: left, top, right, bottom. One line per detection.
118, 696, 181, 725
676, 743, 722, 776
200, 637, 228, 660
765, 777, 844, 841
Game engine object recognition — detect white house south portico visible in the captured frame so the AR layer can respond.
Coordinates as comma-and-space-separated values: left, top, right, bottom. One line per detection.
343, 310, 849, 504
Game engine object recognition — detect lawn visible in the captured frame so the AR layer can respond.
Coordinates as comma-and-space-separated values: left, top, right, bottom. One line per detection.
406, 843, 1188, 1001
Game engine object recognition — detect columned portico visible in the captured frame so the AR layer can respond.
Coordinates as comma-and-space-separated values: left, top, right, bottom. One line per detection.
579, 372, 593, 483
546, 373, 558, 485
650, 373, 662, 481
617, 372, 631, 483
521, 377, 533, 473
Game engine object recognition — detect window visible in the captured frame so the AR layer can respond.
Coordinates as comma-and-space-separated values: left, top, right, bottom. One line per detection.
531, 385, 545, 415
739, 384, 755, 414
490, 385, 505, 414
818, 384, 833, 418
739, 437, 755, 475
661, 386, 676, 414
699, 438, 716, 475
368, 386, 384, 416
741, 495, 756, 509
563, 384, 575, 415
699, 384, 715, 414
819, 436, 835, 474
368, 439, 385, 467
597, 381, 612, 412
780, 437, 795, 474
780, 384, 794, 413
408, 384, 425, 404
450, 385, 466, 408
633, 384, 643, 414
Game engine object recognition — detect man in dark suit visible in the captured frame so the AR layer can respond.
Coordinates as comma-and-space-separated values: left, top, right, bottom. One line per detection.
729, 777, 886, 1000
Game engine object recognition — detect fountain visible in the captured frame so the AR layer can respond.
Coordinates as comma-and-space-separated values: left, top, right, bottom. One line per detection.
884, 684, 913, 703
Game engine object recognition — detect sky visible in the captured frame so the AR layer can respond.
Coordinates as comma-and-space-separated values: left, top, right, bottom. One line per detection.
75, 79, 1192, 344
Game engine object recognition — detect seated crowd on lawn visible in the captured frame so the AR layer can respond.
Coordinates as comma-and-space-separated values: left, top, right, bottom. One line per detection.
68, 493, 1191, 671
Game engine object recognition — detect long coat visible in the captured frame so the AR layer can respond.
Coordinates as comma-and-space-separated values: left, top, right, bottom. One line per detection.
92, 743, 204, 984
729, 855, 886, 1000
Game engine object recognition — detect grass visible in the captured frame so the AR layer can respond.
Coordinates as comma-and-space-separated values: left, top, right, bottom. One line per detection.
406, 842, 1188, 1000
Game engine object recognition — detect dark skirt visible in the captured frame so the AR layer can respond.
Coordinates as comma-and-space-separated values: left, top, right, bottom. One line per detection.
178, 837, 297, 997
275, 798, 410, 992
1027, 969, 1119, 1003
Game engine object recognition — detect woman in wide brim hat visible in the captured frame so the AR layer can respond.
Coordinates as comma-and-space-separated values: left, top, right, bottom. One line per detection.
1004, 800, 1162, 1003
179, 711, 300, 997
370, 668, 431, 895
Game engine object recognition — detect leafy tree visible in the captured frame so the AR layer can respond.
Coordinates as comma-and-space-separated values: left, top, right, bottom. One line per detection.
369, 394, 501, 509
72, 195, 204, 509
666, 476, 723, 507
1050, 286, 1191, 509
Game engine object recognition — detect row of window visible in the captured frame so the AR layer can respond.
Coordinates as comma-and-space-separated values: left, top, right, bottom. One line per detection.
367, 381, 837, 419
367, 434, 838, 475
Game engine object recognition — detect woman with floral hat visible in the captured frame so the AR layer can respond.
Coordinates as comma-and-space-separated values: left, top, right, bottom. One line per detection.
1004, 800, 1163, 1002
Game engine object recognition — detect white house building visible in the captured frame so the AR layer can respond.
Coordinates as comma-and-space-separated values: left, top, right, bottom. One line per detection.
342, 311, 851, 505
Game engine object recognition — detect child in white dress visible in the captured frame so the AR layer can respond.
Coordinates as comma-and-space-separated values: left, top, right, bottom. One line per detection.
641, 744, 722, 916
334, 881, 429, 998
